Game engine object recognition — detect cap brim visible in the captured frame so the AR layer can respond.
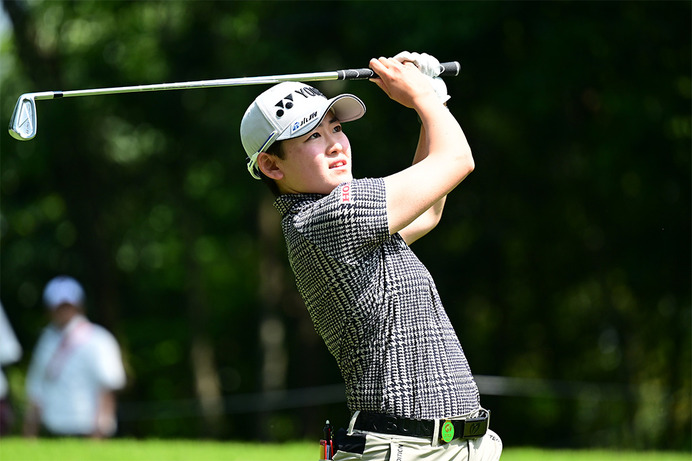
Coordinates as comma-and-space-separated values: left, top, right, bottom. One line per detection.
329, 94, 367, 123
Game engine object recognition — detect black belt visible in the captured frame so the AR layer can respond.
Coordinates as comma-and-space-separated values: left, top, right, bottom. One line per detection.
353, 409, 489, 443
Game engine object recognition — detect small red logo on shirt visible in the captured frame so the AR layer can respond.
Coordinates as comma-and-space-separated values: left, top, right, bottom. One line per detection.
340, 184, 352, 204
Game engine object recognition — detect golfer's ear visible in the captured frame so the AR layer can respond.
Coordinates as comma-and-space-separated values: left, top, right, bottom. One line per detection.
257, 152, 284, 180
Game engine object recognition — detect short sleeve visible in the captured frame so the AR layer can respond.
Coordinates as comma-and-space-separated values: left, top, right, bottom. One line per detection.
287, 178, 390, 264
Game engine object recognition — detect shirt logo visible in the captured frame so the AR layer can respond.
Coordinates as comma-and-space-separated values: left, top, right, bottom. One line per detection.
340, 184, 352, 204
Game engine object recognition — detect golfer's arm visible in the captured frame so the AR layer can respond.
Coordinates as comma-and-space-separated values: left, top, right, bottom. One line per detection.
398, 124, 448, 244
385, 101, 473, 239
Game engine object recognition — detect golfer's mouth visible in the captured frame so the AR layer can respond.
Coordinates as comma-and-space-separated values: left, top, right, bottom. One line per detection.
330, 160, 348, 169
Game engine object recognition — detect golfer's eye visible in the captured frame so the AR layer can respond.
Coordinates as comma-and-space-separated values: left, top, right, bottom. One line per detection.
307, 132, 321, 140
333, 124, 342, 133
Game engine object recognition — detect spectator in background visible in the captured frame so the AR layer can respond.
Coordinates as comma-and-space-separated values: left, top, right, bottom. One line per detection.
23, 276, 126, 438
0, 301, 22, 435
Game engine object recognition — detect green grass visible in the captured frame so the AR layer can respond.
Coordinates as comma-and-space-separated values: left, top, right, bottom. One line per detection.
501, 448, 689, 461
0, 438, 688, 461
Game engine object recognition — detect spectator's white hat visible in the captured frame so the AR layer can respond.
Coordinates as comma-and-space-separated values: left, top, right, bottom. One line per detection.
43, 275, 85, 310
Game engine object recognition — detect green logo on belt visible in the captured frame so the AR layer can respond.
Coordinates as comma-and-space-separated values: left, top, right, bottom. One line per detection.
441, 420, 454, 442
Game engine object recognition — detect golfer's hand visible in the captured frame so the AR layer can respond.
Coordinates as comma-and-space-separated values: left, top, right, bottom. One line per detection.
394, 51, 450, 104
369, 57, 439, 109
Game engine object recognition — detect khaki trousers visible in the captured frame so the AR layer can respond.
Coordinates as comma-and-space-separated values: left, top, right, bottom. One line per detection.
333, 417, 502, 461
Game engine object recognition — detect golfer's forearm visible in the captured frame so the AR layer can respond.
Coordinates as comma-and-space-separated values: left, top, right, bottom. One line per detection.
416, 102, 474, 177
412, 124, 429, 165
411, 124, 447, 220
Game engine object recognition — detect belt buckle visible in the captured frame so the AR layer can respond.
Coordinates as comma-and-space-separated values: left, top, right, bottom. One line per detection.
462, 413, 489, 439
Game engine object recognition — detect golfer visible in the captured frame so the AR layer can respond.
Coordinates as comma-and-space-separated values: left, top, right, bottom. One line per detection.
240, 52, 502, 461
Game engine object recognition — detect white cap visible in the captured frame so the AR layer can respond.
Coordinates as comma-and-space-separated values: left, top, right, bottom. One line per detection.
43, 276, 85, 310
240, 82, 366, 179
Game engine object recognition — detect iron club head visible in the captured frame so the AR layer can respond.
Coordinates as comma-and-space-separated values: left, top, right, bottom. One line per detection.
9, 94, 38, 140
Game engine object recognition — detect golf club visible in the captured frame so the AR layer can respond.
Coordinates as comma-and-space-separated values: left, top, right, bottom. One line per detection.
8, 61, 461, 141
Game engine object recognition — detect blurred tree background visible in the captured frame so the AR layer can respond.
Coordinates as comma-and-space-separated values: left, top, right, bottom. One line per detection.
0, 0, 689, 451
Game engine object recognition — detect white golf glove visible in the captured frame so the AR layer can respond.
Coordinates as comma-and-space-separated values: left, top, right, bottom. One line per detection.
393, 51, 450, 104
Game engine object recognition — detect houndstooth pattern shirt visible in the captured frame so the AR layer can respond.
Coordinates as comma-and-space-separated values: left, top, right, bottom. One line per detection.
275, 178, 480, 419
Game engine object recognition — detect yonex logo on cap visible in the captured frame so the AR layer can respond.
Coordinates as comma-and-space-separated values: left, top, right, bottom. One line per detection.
272, 86, 325, 120
274, 94, 294, 118
294, 86, 324, 98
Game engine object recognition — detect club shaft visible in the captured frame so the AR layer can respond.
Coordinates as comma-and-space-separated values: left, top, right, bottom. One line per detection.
28, 62, 460, 101
35, 72, 340, 100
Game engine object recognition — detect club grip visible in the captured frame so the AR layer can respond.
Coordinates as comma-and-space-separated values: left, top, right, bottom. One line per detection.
439, 61, 461, 77
337, 61, 461, 80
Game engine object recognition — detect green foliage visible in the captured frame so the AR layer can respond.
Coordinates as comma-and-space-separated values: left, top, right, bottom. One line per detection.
0, 0, 689, 450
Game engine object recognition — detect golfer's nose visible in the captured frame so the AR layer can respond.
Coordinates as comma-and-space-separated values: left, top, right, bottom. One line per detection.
331, 142, 344, 154
328, 137, 344, 155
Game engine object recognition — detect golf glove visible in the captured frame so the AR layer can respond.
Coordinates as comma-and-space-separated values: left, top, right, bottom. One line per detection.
393, 51, 450, 104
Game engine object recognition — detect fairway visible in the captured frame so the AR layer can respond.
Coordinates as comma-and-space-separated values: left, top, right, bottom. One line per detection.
0, 439, 688, 461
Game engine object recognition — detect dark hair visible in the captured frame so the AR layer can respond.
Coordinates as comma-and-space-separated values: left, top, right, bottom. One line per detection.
259, 141, 284, 197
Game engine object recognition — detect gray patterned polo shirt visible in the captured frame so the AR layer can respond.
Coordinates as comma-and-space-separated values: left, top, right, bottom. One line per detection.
274, 177, 480, 419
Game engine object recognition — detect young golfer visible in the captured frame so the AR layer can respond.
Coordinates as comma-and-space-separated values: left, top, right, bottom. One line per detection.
240, 52, 502, 460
